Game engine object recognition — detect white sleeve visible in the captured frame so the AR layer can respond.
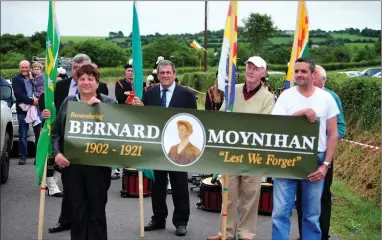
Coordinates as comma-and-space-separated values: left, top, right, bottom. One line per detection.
272, 93, 288, 116
326, 94, 340, 119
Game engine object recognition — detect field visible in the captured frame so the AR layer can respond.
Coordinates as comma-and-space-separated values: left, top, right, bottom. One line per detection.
331, 33, 378, 41
60, 33, 378, 45
60, 36, 107, 43
345, 42, 375, 50
269, 37, 327, 45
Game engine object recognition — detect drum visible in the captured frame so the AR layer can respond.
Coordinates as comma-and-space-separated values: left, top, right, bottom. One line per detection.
197, 177, 223, 212
258, 182, 273, 216
120, 168, 152, 198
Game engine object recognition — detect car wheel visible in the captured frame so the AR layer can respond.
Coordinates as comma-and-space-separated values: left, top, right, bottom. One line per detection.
1, 132, 11, 184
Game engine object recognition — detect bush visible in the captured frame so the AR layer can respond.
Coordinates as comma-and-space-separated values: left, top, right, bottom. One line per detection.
181, 71, 381, 134
326, 74, 381, 133
0, 69, 20, 79
180, 71, 284, 92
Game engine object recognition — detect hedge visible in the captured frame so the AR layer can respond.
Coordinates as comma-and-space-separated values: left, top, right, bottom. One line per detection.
0, 66, 205, 80
180, 72, 381, 133
1, 59, 380, 80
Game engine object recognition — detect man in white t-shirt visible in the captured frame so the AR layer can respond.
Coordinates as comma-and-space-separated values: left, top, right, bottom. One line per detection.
271, 57, 339, 240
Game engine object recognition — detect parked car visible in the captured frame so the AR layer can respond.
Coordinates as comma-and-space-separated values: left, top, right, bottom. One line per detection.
5, 80, 36, 156
361, 67, 381, 77
373, 71, 381, 78
0, 84, 14, 184
338, 71, 362, 77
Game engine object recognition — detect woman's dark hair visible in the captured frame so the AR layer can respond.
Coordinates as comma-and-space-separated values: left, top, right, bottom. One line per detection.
75, 64, 100, 82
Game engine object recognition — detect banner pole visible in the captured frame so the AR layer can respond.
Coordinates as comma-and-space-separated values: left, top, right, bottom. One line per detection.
138, 171, 144, 238
38, 158, 48, 240
221, 1, 237, 240
221, 175, 229, 240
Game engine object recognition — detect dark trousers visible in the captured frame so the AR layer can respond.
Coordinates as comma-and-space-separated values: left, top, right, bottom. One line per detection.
58, 167, 72, 226
297, 161, 334, 240
68, 164, 111, 240
17, 113, 41, 159
151, 170, 190, 227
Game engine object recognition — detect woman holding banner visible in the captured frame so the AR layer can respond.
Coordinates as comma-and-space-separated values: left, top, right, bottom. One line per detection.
52, 64, 117, 240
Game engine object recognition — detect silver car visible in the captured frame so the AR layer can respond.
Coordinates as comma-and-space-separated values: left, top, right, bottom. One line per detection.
0, 84, 14, 184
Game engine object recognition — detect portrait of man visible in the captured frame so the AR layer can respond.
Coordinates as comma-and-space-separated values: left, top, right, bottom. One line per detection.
167, 120, 201, 165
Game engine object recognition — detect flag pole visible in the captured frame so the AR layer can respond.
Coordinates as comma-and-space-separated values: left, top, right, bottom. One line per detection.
138, 171, 144, 238
221, 2, 237, 240
37, 158, 48, 240
204, 0, 208, 72
132, 1, 145, 237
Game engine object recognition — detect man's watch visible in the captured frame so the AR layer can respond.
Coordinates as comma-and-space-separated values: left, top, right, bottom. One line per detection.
323, 161, 332, 169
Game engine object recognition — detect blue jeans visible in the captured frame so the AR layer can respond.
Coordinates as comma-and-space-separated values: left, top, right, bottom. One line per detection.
272, 152, 325, 240
17, 111, 42, 160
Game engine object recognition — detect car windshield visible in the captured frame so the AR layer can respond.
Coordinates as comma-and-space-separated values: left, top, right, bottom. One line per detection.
362, 68, 381, 75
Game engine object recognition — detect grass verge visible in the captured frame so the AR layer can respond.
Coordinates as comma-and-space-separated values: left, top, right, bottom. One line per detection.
331, 179, 381, 240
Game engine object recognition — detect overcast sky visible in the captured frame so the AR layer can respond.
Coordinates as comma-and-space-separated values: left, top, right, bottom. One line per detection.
1, 1, 381, 36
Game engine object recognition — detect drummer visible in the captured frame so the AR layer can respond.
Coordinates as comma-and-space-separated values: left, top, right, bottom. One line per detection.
208, 56, 275, 240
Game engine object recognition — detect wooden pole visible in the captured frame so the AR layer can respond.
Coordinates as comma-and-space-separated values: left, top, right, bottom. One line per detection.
221, 175, 229, 240
38, 158, 48, 240
221, 2, 237, 240
138, 171, 144, 238
204, 0, 208, 72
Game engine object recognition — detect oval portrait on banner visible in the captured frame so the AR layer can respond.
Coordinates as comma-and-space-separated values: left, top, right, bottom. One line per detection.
162, 113, 206, 167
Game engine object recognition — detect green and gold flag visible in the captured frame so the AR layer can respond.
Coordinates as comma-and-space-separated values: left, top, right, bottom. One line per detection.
35, 0, 60, 185
131, 1, 154, 180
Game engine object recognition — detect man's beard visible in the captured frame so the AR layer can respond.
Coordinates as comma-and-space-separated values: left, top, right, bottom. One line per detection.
296, 79, 308, 86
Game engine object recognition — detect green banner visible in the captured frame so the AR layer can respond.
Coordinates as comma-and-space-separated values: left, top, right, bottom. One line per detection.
64, 102, 320, 179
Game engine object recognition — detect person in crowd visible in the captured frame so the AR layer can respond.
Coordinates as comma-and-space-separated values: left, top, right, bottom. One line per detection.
208, 56, 274, 240
205, 71, 224, 111
31, 62, 44, 99
296, 65, 346, 240
53, 64, 116, 240
11, 60, 41, 165
57, 66, 69, 81
41, 53, 109, 233
271, 57, 339, 240
132, 60, 197, 237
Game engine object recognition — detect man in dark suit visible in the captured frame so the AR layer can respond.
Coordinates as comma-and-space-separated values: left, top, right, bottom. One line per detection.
11, 60, 41, 165
133, 60, 197, 237
40, 53, 109, 234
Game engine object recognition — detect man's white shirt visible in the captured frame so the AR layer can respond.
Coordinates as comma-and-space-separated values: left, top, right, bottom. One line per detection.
272, 86, 339, 152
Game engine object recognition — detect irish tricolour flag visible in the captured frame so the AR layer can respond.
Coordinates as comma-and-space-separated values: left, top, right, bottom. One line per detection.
190, 40, 204, 51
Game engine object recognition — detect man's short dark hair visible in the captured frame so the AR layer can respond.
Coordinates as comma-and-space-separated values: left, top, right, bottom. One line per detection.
295, 57, 316, 73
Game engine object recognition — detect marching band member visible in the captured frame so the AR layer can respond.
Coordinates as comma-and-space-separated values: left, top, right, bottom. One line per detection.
115, 59, 134, 105
53, 64, 117, 240
205, 71, 224, 111
208, 56, 275, 240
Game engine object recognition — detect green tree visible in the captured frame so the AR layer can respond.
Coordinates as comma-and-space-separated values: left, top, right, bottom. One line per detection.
30, 31, 47, 49
142, 36, 198, 68
74, 40, 129, 67
242, 13, 277, 54
375, 34, 381, 56
1, 52, 27, 68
